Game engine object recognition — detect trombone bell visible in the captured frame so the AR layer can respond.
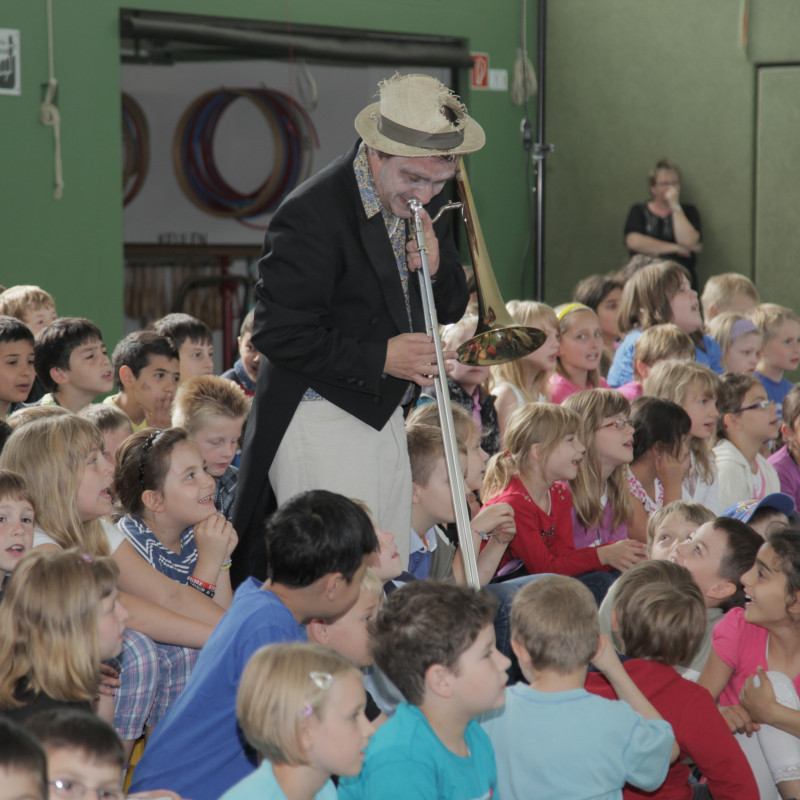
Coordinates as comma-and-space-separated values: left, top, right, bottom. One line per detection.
453, 166, 546, 366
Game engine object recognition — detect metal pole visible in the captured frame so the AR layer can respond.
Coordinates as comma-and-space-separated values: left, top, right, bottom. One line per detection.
408, 199, 481, 590
534, 0, 550, 302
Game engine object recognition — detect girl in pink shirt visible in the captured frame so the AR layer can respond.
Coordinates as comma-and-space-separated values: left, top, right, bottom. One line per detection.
699, 528, 800, 799
548, 303, 609, 404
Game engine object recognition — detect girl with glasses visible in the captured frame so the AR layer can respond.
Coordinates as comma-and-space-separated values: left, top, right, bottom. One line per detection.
714, 373, 781, 509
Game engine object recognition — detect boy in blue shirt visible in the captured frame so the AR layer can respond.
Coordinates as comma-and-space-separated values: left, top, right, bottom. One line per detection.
129, 489, 378, 800
480, 575, 677, 800
340, 581, 510, 800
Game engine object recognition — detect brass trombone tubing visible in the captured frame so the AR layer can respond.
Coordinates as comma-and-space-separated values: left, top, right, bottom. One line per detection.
407, 197, 481, 590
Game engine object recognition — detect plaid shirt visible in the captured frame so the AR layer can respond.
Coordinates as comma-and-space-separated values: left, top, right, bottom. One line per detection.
214, 464, 238, 521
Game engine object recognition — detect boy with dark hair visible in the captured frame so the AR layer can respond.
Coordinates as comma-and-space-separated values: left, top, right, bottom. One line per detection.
0, 717, 46, 800
340, 581, 509, 800
129, 489, 378, 800
221, 308, 259, 397
25, 709, 126, 800
586, 561, 758, 798
107, 330, 179, 430
32, 317, 113, 412
481, 574, 676, 800
153, 312, 214, 382
0, 317, 35, 417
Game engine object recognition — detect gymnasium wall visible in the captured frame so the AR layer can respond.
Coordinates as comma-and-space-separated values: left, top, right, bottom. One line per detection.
3, 1, 800, 349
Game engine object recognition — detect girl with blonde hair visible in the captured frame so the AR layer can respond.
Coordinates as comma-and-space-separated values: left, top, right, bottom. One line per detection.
0, 548, 128, 724
482, 401, 642, 599
222, 642, 373, 800
549, 303, 609, 403
644, 360, 722, 513
490, 300, 560, 441
0, 414, 223, 753
562, 390, 645, 568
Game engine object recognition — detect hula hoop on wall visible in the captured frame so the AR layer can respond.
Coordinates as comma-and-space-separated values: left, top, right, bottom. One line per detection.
172, 87, 319, 223
122, 92, 150, 207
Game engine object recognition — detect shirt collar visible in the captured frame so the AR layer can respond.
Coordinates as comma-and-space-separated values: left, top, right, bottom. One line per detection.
353, 142, 401, 230
409, 526, 439, 554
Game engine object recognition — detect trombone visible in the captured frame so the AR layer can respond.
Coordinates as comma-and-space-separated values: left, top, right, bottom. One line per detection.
408, 164, 545, 589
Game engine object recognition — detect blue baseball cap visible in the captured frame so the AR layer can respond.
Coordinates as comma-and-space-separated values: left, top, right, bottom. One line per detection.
721, 492, 795, 523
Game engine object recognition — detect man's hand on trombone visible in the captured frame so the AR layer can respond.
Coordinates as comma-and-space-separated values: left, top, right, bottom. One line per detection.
384, 333, 457, 387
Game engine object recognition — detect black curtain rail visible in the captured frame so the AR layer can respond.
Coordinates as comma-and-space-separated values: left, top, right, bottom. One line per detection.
119, 15, 474, 68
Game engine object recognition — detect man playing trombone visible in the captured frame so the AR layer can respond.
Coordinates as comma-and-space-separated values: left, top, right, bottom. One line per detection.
232, 73, 485, 581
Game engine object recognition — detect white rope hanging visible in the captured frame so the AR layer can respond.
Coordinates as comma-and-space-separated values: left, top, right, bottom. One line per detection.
40, 0, 64, 199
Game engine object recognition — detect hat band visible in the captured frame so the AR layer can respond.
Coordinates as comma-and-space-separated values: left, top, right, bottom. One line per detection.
378, 115, 464, 151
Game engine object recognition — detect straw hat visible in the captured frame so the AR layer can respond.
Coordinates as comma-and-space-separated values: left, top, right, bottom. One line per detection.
355, 74, 485, 158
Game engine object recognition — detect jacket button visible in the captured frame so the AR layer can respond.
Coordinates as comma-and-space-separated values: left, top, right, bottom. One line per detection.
357, 379, 364, 387
370, 316, 379, 325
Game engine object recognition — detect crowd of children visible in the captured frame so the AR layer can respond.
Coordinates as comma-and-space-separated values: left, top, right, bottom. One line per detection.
3, 255, 800, 800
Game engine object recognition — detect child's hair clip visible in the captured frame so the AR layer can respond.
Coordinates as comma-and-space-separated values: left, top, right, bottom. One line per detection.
301, 702, 314, 718
79, 553, 93, 564
309, 671, 333, 691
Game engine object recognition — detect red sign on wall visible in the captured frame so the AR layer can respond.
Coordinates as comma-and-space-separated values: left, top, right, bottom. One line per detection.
471, 53, 489, 89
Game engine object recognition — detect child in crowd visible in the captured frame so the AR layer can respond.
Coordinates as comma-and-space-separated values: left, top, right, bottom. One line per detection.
699, 528, 800, 799
608, 261, 722, 387
407, 400, 515, 542
221, 309, 259, 398
172, 375, 250, 520
107, 331, 180, 430
153, 312, 215, 382
0, 316, 35, 417
626, 397, 691, 543
769, 385, 800, 509
222, 643, 374, 800
599, 500, 714, 669
1, 415, 224, 751
0, 470, 34, 602
116, 427, 238, 609
721, 492, 794, 538
0, 717, 46, 800
0, 285, 57, 336
615, 323, 695, 401
0, 548, 128, 724
644, 360, 722, 512
26, 709, 127, 800
714, 373, 781, 509
129, 490, 377, 800
481, 575, 676, 800
307, 567, 383, 680
340, 582, 509, 800
562, 390, 639, 557
33, 317, 113, 412
7, 404, 67, 430
587, 561, 758, 799
406, 422, 514, 586
490, 300, 560, 439
707, 313, 763, 376
549, 303, 609, 403
752, 303, 800, 423
700, 272, 760, 321
482, 401, 644, 600
433, 314, 500, 455
78, 403, 134, 464
671, 517, 762, 681
573, 273, 624, 377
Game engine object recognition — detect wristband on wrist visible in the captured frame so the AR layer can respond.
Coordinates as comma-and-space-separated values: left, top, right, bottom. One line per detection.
670, 205, 682, 214
220, 559, 233, 571
188, 575, 216, 598
474, 530, 491, 541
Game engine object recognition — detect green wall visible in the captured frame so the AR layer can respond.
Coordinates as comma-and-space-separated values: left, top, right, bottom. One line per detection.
7, 0, 800, 339
543, 0, 800, 305
2, 0, 535, 346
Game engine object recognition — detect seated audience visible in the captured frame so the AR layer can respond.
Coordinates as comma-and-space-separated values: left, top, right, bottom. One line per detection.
481, 575, 676, 799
